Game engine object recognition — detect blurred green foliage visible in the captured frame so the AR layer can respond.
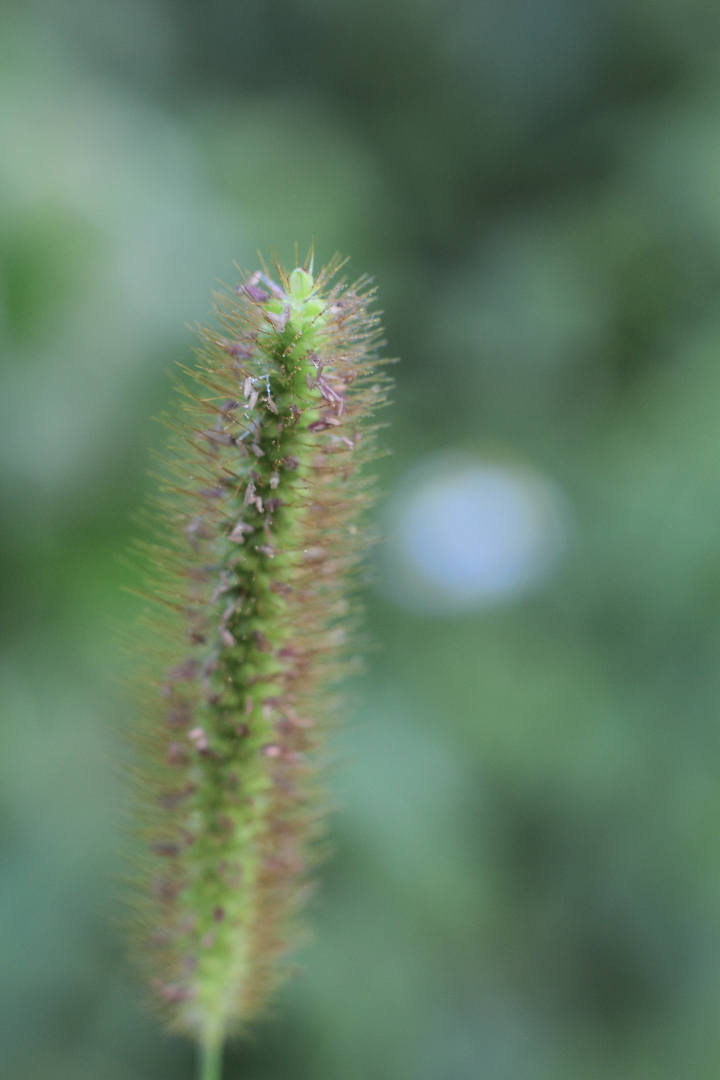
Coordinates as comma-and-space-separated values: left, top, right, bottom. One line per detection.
5, 1, 720, 1077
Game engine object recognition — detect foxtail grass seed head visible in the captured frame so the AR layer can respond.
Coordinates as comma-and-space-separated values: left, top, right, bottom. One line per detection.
129, 255, 392, 1057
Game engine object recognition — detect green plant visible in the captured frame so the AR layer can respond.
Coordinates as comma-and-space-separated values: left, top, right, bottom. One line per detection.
129, 253, 391, 1079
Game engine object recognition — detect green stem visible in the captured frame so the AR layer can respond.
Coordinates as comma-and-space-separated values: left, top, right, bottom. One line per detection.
198, 1034, 223, 1080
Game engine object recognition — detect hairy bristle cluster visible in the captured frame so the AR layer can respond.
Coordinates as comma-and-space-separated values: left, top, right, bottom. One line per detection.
130, 256, 391, 1052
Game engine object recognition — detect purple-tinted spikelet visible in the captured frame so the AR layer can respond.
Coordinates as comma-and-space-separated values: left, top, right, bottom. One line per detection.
129, 256, 391, 1058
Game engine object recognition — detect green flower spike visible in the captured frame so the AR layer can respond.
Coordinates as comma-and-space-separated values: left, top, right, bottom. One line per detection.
129, 254, 392, 1080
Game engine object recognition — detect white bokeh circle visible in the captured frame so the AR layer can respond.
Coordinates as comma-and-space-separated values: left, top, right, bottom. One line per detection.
381, 453, 571, 614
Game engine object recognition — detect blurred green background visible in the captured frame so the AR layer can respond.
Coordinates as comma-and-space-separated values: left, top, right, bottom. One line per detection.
5, 1, 720, 1077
